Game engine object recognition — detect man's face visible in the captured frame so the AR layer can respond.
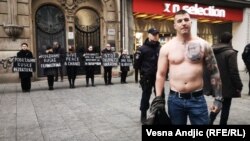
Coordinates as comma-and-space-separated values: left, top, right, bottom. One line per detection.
53, 42, 58, 48
148, 33, 159, 42
21, 44, 28, 50
174, 13, 191, 35
88, 46, 93, 51
106, 44, 111, 50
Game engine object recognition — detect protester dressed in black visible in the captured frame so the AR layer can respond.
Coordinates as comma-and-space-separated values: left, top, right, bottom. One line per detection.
102, 43, 113, 85
119, 50, 130, 84
17, 43, 33, 92
66, 46, 78, 88
53, 41, 65, 82
44, 46, 57, 90
84, 45, 96, 87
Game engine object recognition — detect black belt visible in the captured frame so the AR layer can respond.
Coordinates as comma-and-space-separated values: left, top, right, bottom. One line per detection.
170, 89, 203, 99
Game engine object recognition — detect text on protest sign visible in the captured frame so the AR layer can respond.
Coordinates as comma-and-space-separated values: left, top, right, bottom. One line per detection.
64, 53, 80, 66
120, 55, 132, 67
102, 53, 118, 67
84, 53, 102, 66
12, 57, 36, 72
39, 54, 61, 68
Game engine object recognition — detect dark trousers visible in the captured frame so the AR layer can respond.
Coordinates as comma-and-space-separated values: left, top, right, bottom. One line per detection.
86, 70, 94, 85
21, 77, 31, 91
104, 67, 112, 84
55, 67, 63, 81
140, 75, 165, 112
209, 98, 232, 125
47, 75, 54, 88
134, 68, 139, 83
68, 75, 76, 86
121, 71, 128, 83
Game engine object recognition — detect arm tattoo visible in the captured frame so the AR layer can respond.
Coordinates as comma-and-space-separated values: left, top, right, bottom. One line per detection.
205, 46, 222, 99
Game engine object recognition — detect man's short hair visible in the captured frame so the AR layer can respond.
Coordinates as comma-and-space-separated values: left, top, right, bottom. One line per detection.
21, 42, 28, 47
174, 9, 189, 17
220, 32, 232, 43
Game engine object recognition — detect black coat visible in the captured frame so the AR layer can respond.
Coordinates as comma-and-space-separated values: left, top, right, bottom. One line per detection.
17, 50, 33, 78
138, 38, 161, 76
133, 49, 140, 69
43, 52, 57, 76
53, 46, 66, 63
84, 50, 96, 73
205, 43, 243, 98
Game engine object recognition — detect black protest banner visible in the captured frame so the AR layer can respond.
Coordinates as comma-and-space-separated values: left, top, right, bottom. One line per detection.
120, 55, 132, 67
12, 57, 36, 72
64, 53, 80, 66
84, 53, 102, 66
102, 53, 119, 67
39, 54, 61, 68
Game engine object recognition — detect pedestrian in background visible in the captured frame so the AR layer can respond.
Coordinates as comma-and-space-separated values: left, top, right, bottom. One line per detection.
17, 43, 33, 92
242, 43, 250, 95
133, 45, 141, 83
208, 32, 243, 125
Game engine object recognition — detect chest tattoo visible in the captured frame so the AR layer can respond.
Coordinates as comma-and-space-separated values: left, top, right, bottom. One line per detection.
186, 42, 202, 61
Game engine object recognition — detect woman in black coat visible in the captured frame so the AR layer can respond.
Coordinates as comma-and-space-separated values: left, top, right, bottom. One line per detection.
66, 46, 78, 88
84, 45, 96, 87
17, 43, 33, 92
44, 46, 57, 90
119, 50, 130, 84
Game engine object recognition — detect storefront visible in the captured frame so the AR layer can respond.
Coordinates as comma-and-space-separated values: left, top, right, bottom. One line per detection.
133, 0, 250, 70
133, 0, 243, 47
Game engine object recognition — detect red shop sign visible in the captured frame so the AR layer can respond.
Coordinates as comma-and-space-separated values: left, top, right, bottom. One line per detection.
133, 0, 243, 22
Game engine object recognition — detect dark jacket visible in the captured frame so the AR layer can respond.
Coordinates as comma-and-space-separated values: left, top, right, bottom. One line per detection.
101, 48, 113, 68
138, 38, 161, 77
133, 48, 140, 69
212, 43, 243, 98
17, 50, 33, 78
242, 43, 250, 65
43, 52, 57, 76
144, 96, 171, 125
84, 50, 96, 72
53, 46, 66, 63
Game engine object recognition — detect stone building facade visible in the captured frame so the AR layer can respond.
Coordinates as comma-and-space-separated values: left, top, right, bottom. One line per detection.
0, 0, 126, 83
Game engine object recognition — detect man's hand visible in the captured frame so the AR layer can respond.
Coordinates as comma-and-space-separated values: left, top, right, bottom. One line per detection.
210, 99, 222, 113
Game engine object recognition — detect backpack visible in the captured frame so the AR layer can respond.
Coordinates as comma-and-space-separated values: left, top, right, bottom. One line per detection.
242, 44, 250, 64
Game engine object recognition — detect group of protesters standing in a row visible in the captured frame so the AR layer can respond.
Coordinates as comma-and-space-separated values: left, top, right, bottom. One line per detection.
16, 41, 135, 92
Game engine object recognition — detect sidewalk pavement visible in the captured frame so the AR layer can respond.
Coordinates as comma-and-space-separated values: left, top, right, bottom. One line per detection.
0, 71, 250, 141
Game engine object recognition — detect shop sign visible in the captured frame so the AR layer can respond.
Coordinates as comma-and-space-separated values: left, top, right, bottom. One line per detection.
164, 3, 225, 18
133, 0, 243, 21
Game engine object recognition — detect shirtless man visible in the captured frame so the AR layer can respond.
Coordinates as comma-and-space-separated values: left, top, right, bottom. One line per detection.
155, 10, 222, 125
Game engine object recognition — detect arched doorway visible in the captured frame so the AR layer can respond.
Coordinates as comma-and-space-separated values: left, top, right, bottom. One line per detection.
35, 5, 66, 77
75, 8, 101, 75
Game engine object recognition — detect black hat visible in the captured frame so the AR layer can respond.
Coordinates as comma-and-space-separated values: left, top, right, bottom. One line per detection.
148, 28, 159, 35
